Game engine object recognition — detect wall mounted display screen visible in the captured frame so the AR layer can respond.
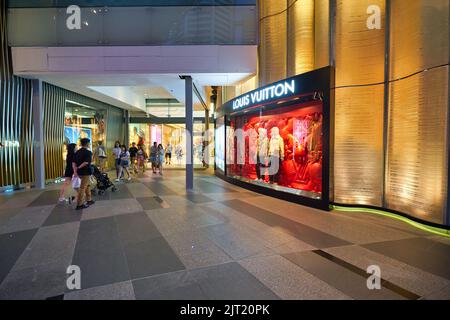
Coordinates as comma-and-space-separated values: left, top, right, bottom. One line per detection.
226, 101, 323, 200
215, 116, 225, 172
64, 126, 92, 147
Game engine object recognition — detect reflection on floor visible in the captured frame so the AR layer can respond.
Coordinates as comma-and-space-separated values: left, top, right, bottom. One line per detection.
0, 170, 449, 300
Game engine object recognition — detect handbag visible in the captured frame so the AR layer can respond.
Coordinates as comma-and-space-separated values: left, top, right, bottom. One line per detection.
72, 176, 81, 189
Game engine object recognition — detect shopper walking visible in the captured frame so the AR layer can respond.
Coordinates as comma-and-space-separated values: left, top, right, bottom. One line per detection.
175, 144, 183, 165
94, 141, 107, 173
73, 138, 95, 211
165, 143, 173, 165
116, 145, 132, 182
129, 142, 139, 174
59, 143, 77, 203
137, 145, 147, 173
150, 142, 158, 174
112, 141, 122, 179
157, 144, 165, 175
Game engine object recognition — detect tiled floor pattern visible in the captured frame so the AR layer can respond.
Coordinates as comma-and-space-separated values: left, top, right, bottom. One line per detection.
0, 170, 449, 300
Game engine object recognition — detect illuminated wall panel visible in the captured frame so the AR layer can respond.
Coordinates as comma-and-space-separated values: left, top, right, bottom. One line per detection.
387, 68, 448, 224
314, 0, 329, 69
259, 0, 287, 86
335, 0, 385, 87
287, 0, 314, 76
334, 85, 384, 206
333, 0, 385, 206
390, 0, 449, 80
387, 0, 449, 224
0, 1, 34, 188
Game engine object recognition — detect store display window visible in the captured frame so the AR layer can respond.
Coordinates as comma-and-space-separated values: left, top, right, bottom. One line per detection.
226, 101, 323, 200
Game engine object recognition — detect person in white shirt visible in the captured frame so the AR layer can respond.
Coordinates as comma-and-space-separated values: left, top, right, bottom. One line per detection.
112, 141, 122, 179
116, 145, 132, 182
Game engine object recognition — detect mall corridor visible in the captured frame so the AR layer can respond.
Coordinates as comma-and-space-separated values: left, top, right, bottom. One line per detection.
0, 171, 449, 300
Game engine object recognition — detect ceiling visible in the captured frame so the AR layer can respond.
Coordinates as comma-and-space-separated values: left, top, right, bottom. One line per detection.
35, 72, 254, 116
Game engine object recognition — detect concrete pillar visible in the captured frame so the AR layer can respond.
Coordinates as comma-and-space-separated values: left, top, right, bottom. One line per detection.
32, 79, 45, 189
184, 76, 194, 190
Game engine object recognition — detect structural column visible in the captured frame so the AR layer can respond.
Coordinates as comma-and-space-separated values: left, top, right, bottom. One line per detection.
124, 110, 130, 147
32, 79, 45, 189
183, 76, 194, 190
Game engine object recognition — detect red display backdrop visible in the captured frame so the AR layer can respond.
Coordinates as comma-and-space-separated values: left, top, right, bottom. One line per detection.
227, 101, 323, 198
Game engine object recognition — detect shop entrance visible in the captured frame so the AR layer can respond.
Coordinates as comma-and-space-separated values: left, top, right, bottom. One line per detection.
129, 120, 214, 171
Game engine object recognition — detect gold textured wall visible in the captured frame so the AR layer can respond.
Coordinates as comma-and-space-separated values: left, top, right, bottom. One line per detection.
259, 0, 287, 85
387, 0, 449, 224
314, 0, 329, 69
287, 0, 315, 76
0, 0, 34, 188
333, 0, 386, 206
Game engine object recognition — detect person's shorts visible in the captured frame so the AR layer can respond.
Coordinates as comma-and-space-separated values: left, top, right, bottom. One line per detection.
120, 160, 129, 167
115, 159, 121, 167
166, 153, 172, 159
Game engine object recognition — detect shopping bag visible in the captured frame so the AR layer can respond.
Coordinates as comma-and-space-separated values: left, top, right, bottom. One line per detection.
72, 176, 81, 189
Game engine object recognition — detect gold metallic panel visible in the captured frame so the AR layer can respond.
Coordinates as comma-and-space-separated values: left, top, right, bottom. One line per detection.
333, 0, 386, 206
259, 0, 287, 85
0, 1, 34, 188
387, 67, 448, 224
334, 85, 384, 206
390, 0, 449, 80
335, 0, 385, 86
387, 0, 449, 224
314, 0, 329, 69
287, 0, 315, 76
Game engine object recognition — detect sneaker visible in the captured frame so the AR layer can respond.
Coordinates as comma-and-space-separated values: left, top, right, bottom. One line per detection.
127, 177, 132, 181
76, 204, 89, 211
115, 179, 120, 182
86, 200, 95, 206
58, 197, 67, 203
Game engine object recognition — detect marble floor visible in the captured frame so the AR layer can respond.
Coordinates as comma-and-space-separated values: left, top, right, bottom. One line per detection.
0, 170, 449, 300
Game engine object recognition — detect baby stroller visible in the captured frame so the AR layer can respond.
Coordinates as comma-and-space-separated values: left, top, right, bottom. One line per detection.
91, 165, 117, 195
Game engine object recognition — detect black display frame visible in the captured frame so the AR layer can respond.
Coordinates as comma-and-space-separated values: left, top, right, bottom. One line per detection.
215, 66, 332, 211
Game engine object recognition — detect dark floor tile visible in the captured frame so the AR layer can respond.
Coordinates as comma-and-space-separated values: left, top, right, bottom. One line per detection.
195, 180, 237, 194
188, 262, 279, 300
133, 270, 207, 300
114, 212, 162, 245
222, 199, 350, 249
283, 251, 409, 300
42, 204, 82, 227
184, 193, 215, 204
72, 217, 130, 289
46, 294, 65, 300
363, 238, 450, 280
0, 262, 67, 300
136, 197, 163, 210
0, 229, 38, 284
144, 182, 179, 196
28, 190, 60, 207
95, 184, 133, 201
123, 237, 185, 279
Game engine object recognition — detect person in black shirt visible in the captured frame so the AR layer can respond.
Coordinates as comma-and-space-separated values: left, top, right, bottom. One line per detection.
129, 142, 139, 174
58, 143, 77, 203
73, 138, 95, 210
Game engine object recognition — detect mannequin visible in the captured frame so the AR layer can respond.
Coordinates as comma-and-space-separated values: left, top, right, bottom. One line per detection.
268, 127, 284, 184
256, 128, 269, 181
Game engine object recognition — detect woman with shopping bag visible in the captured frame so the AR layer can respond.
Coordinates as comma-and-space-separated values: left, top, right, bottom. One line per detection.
58, 143, 78, 204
